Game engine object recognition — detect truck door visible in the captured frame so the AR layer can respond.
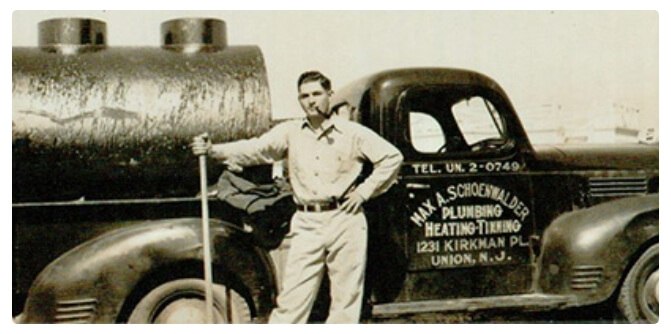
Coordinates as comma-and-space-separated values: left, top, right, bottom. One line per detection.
393, 85, 535, 300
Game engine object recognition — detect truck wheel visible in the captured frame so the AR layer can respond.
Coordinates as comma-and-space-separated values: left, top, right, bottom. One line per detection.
128, 278, 252, 323
617, 243, 658, 323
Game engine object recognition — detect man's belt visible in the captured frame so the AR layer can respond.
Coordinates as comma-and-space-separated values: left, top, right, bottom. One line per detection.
296, 200, 341, 212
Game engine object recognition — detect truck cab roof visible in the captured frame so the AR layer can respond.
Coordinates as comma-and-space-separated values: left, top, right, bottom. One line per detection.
331, 68, 510, 121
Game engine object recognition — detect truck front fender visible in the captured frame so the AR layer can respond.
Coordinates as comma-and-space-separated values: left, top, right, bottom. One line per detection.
20, 218, 276, 323
536, 194, 658, 306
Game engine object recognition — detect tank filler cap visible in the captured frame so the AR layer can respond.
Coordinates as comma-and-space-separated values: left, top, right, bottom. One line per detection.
38, 18, 107, 54
161, 18, 227, 53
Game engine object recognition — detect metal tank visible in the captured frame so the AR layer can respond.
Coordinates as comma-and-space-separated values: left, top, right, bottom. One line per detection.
12, 18, 272, 202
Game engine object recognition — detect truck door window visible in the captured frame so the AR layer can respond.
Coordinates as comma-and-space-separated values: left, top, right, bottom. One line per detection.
409, 111, 445, 153
401, 86, 508, 156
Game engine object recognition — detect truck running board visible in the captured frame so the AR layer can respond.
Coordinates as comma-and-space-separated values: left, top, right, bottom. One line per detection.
372, 294, 576, 317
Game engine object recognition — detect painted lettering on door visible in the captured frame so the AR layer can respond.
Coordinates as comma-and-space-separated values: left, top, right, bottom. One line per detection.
407, 181, 531, 270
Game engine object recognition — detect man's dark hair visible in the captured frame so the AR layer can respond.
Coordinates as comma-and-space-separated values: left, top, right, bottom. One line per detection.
297, 71, 331, 91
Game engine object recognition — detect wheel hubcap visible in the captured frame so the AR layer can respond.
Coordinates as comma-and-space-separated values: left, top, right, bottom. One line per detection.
643, 270, 659, 309
154, 298, 223, 323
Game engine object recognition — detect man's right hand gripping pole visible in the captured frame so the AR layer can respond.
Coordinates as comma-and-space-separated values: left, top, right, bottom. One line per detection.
192, 132, 212, 157
192, 133, 243, 173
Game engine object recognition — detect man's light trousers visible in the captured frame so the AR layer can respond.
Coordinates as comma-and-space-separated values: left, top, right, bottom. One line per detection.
268, 209, 368, 324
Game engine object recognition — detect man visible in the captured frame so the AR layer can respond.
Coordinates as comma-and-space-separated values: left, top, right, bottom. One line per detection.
191, 71, 403, 323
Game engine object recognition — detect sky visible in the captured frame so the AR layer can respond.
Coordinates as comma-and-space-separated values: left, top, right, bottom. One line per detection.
11, 10, 660, 130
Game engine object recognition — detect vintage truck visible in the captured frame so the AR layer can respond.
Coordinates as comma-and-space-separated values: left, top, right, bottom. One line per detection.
13, 18, 658, 324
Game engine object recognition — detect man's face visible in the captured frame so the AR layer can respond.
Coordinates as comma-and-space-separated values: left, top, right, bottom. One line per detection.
298, 80, 331, 118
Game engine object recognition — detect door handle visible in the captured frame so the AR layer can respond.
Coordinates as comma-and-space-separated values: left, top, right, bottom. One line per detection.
406, 183, 430, 189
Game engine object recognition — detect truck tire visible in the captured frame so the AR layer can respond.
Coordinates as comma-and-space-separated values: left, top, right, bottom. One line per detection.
617, 243, 658, 323
128, 278, 252, 323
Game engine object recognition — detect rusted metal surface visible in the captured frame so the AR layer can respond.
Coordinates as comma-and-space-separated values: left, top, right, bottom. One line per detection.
38, 18, 107, 54
12, 18, 271, 202
161, 18, 227, 52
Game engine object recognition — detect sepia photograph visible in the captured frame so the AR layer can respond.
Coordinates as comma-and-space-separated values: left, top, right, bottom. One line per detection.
10, 8, 660, 325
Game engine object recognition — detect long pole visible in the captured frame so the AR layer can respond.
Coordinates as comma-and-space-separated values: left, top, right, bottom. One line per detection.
199, 152, 215, 324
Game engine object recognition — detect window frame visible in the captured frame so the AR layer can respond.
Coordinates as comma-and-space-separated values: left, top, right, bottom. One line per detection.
397, 84, 517, 161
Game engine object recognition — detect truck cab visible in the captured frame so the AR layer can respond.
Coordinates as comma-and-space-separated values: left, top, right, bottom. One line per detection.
331, 68, 659, 321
